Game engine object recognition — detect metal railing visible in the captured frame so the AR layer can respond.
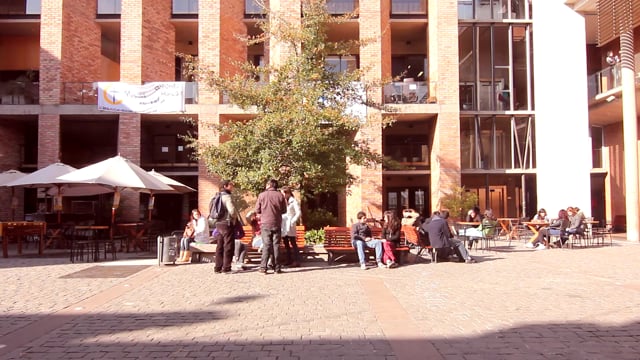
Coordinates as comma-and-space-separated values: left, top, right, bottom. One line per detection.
0, 81, 39, 105
383, 80, 431, 104
62, 82, 198, 105
587, 64, 621, 99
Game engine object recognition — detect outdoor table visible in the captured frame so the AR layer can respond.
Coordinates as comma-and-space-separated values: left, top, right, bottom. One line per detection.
497, 218, 520, 239
521, 221, 549, 244
454, 221, 480, 239
1, 221, 46, 258
71, 225, 111, 262
115, 223, 147, 252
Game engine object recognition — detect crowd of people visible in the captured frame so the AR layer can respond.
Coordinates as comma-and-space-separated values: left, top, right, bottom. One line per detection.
177, 180, 597, 270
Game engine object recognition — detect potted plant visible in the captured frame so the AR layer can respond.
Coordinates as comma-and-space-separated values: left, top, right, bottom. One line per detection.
440, 185, 478, 220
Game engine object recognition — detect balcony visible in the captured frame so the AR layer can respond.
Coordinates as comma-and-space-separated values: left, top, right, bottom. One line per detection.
383, 80, 430, 104
0, 0, 40, 17
62, 82, 198, 105
587, 64, 622, 99
391, 0, 427, 16
0, 80, 39, 105
327, 0, 358, 14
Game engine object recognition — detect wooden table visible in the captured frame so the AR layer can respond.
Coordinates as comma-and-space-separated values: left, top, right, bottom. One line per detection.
115, 223, 147, 252
521, 221, 549, 244
497, 218, 520, 239
1, 221, 46, 258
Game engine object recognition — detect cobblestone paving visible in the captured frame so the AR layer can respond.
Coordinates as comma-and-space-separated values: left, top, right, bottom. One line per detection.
1, 239, 639, 359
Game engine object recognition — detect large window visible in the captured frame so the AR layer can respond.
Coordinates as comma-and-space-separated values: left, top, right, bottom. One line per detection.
173, 0, 198, 14
325, 55, 358, 73
460, 115, 535, 170
391, 0, 427, 16
326, 0, 357, 14
458, 0, 531, 20
458, 23, 532, 111
97, 0, 121, 15
591, 126, 603, 169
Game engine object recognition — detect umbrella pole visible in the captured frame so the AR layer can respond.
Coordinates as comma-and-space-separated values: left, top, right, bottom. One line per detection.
10, 188, 15, 221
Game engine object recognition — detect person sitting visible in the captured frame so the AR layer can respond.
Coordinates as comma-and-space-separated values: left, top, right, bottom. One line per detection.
425, 210, 476, 264
351, 211, 384, 270
458, 206, 483, 249
532, 208, 549, 222
532, 209, 570, 249
565, 206, 585, 239
178, 208, 209, 263
381, 210, 401, 268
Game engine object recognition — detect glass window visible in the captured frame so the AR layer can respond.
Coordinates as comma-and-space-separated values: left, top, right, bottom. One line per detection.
245, 0, 263, 15
173, 0, 198, 14
325, 56, 357, 73
591, 126, 603, 169
326, 0, 357, 14
391, 0, 426, 15
26, 0, 40, 14
458, 0, 530, 20
97, 0, 121, 14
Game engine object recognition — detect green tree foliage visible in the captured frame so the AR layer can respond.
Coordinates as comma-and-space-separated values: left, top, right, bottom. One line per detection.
440, 186, 479, 220
193, 0, 386, 197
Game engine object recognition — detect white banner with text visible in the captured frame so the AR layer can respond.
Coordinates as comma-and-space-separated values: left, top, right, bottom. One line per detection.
97, 82, 186, 113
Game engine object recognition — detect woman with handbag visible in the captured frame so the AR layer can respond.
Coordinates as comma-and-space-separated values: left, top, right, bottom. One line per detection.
178, 208, 209, 263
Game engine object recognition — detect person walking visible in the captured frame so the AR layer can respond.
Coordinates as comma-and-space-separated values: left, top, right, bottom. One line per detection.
255, 179, 287, 274
212, 180, 238, 274
281, 186, 302, 267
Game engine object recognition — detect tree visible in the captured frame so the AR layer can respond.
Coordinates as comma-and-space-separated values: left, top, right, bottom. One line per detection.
439, 186, 479, 220
192, 0, 388, 198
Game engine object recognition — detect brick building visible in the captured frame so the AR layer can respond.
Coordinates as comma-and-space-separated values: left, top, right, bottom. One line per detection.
0, 0, 637, 237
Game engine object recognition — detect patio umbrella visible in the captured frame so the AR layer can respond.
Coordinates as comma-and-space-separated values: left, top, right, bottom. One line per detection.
57, 155, 174, 226
0, 170, 27, 220
4, 163, 112, 223
146, 169, 195, 220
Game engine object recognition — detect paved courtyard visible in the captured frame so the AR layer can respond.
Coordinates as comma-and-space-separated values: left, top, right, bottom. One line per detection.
1, 236, 639, 359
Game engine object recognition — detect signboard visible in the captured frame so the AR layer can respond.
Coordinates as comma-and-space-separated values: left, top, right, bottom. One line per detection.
97, 82, 186, 113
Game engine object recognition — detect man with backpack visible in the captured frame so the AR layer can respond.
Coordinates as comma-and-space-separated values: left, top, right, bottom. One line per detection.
210, 179, 238, 274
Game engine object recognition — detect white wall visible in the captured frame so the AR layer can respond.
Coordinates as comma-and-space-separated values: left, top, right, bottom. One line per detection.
532, 0, 592, 217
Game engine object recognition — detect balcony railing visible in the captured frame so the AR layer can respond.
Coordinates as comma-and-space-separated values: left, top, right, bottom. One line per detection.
62, 82, 198, 105
587, 64, 621, 99
383, 80, 431, 104
172, 0, 198, 15
0, 0, 40, 16
0, 81, 39, 105
391, 0, 427, 15
327, 0, 358, 14
97, 0, 121, 15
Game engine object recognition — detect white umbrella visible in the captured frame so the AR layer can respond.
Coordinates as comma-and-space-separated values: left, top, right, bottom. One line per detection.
145, 169, 195, 220
57, 155, 174, 225
4, 163, 112, 222
0, 170, 27, 220
148, 169, 195, 194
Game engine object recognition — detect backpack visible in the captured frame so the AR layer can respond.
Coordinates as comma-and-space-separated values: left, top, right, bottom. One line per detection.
208, 192, 227, 226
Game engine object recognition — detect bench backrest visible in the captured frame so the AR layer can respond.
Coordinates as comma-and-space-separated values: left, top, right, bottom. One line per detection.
238, 225, 306, 249
324, 226, 352, 247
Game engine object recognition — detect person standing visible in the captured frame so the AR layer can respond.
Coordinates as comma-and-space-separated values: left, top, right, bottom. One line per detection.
255, 179, 287, 274
212, 180, 238, 274
281, 186, 302, 267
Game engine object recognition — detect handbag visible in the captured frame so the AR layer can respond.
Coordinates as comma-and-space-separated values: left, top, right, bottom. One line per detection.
207, 216, 216, 228
234, 219, 245, 239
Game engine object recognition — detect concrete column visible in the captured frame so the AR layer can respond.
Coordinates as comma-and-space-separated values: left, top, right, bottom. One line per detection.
428, 0, 461, 212
619, 30, 639, 241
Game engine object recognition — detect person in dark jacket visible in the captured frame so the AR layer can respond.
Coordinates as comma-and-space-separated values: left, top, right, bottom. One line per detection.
425, 210, 476, 263
351, 211, 384, 270
255, 179, 287, 274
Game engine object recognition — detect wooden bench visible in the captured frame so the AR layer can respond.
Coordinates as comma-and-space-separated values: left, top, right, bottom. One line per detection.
189, 242, 217, 263
238, 225, 307, 263
323, 226, 410, 265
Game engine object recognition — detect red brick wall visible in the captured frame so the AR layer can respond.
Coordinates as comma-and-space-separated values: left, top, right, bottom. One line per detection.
38, 114, 60, 166
39, 0, 63, 105
0, 123, 24, 221
428, 0, 461, 212
118, 113, 141, 221
197, 0, 247, 212
61, 0, 100, 84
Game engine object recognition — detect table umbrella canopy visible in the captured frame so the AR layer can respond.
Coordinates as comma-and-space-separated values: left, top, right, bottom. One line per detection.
0, 169, 26, 186
57, 155, 173, 193
148, 169, 195, 194
4, 162, 78, 188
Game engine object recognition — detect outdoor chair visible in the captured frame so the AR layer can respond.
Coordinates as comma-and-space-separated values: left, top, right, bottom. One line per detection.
401, 225, 434, 263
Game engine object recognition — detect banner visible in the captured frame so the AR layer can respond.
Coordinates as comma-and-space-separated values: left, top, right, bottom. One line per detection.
97, 82, 186, 113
